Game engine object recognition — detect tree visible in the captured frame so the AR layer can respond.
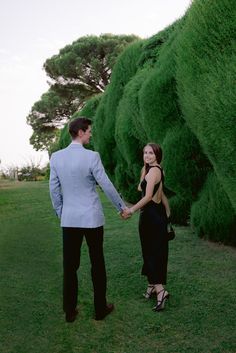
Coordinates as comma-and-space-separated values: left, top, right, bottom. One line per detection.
27, 88, 74, 151
27, 34, 139, 151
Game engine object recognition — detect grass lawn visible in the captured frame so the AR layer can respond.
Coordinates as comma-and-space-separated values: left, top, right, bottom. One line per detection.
0, 181, 235, 353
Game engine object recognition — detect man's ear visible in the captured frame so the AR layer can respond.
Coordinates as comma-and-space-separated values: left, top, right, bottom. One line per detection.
78, 129, 84, 138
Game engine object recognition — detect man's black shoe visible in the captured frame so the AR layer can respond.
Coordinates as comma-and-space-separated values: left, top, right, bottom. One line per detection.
65, 309, 78, 323
95, 303, 114, 320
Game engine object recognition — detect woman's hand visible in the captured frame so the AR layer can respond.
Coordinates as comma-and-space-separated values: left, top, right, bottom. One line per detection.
121, 208, 133, 219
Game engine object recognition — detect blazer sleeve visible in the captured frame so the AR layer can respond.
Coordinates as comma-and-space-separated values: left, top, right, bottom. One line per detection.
91, 152, 126, 212
49, 154, 63, 218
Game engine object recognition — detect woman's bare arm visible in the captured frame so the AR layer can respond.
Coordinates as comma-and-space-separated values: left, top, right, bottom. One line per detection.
138, 166, 146, 191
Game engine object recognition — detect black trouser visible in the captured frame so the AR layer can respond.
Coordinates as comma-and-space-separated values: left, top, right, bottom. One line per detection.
62, 226, 107, 316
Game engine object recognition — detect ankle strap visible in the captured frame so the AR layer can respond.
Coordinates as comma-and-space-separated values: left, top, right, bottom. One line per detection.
156, 288, 165, 295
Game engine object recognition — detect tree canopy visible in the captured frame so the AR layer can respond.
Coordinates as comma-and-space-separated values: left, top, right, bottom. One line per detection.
27, 33, 139, 151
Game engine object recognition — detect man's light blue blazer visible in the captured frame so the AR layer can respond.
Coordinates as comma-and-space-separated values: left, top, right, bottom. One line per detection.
49, 143, 126, 228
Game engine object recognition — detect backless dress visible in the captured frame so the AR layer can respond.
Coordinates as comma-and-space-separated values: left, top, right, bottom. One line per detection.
139, 166, 168, 284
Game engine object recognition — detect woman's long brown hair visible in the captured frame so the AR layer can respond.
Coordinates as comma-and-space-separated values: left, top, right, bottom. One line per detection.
144, 143, 163, 175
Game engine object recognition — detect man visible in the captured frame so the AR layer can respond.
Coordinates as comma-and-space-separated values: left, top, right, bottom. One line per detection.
49, 117, 127, 323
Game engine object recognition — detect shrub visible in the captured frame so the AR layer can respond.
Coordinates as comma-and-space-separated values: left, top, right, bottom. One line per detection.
17, 163, 46, 182
138, 20, 182, 67
191, 172, 236, 246
176, 0, 236, 212
139, 20, 185, 143
162, 124, 211, 223
118, 68, 150, 145
101, 41, 144, 174
114, 72, 147, 201
92, 92, 114, 177
58, 94, 102, 150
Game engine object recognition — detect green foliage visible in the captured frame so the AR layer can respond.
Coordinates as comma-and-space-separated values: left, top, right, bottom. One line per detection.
28, 34, 138, 152
101, 40, 144, 175
176, 0, 236, 211
114, 111, 141, 203
57, 125, 71, 151
162, 125, 211, 223
92, 91, 114, 177
17, 163, 46, 182
45, 34, 139, 92
168, 194, 192, 225
58, 94, 102, 150
164, 125, 211, 192
114, 69, 151, 202
78, 93, 102, 119
102, 22, 188, 206
92, 0, 236, 245
139, 21, 184, 143
114, 155, 141, 203
121, 68, 149, 145
105, 40, 144, 129
27, 88, 72, 150
191, 172, 236, 245
138, 19, 182, 67
25, 0, 236, 246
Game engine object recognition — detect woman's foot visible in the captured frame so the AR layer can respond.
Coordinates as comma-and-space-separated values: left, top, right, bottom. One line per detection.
153, 289, 169, 311
143, 284, 156, 299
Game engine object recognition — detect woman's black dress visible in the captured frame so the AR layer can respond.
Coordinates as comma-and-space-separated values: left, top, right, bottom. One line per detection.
139, 166, 168, 284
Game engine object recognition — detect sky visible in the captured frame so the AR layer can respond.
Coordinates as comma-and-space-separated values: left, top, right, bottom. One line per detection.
0, 0, 191, 169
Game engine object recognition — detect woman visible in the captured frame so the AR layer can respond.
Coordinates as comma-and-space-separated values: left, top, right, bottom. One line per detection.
124, 143, 170, 311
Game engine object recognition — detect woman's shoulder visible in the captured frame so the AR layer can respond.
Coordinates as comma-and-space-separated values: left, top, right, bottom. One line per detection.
149, 165, 162, 173
147, 166, 162, 178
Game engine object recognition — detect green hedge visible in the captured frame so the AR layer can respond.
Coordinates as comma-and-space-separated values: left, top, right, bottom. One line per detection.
162, 124, 211, 223
105, 24, 185, 203
58, 94, 102, 150
191, 172, 236, 246
114, 71, 148, 202
120, 68, 149, 145
100, 40, 144, 175
53, 0, 236, 246
139, 20, 184, 143
176, 0, 236, 212
92, 92, 114, 178
138, 20, 182, 67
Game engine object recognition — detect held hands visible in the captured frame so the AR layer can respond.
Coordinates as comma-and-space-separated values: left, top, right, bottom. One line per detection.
120, 207, 134, 220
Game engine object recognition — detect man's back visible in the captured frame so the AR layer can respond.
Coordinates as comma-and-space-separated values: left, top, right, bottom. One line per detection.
50, 143, 125, 228
49, 117, 124, 322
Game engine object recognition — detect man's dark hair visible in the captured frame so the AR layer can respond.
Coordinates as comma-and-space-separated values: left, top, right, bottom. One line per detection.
69, 117, 92, 139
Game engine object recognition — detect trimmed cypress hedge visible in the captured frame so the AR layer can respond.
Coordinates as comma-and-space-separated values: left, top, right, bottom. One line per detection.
58, 94, 102, 150
138, 20, 182, 67
120, 68, 150, 145
162, 124, 212, 224
114, 71, 148, 202
105, 24, 185, 204
176, 0, 236, 212
53, 0, 236, 245
139, 20, 184, 143
100, 41, 144, 175
191, 172, 236, 246
92, 92, 114, 178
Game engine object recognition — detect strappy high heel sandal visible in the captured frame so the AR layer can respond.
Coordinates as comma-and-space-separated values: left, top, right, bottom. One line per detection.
153, 289, 170, 311
143, 284, 156, 299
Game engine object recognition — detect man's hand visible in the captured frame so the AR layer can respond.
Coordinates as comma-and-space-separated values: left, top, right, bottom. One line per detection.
120, 208, 132, 220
